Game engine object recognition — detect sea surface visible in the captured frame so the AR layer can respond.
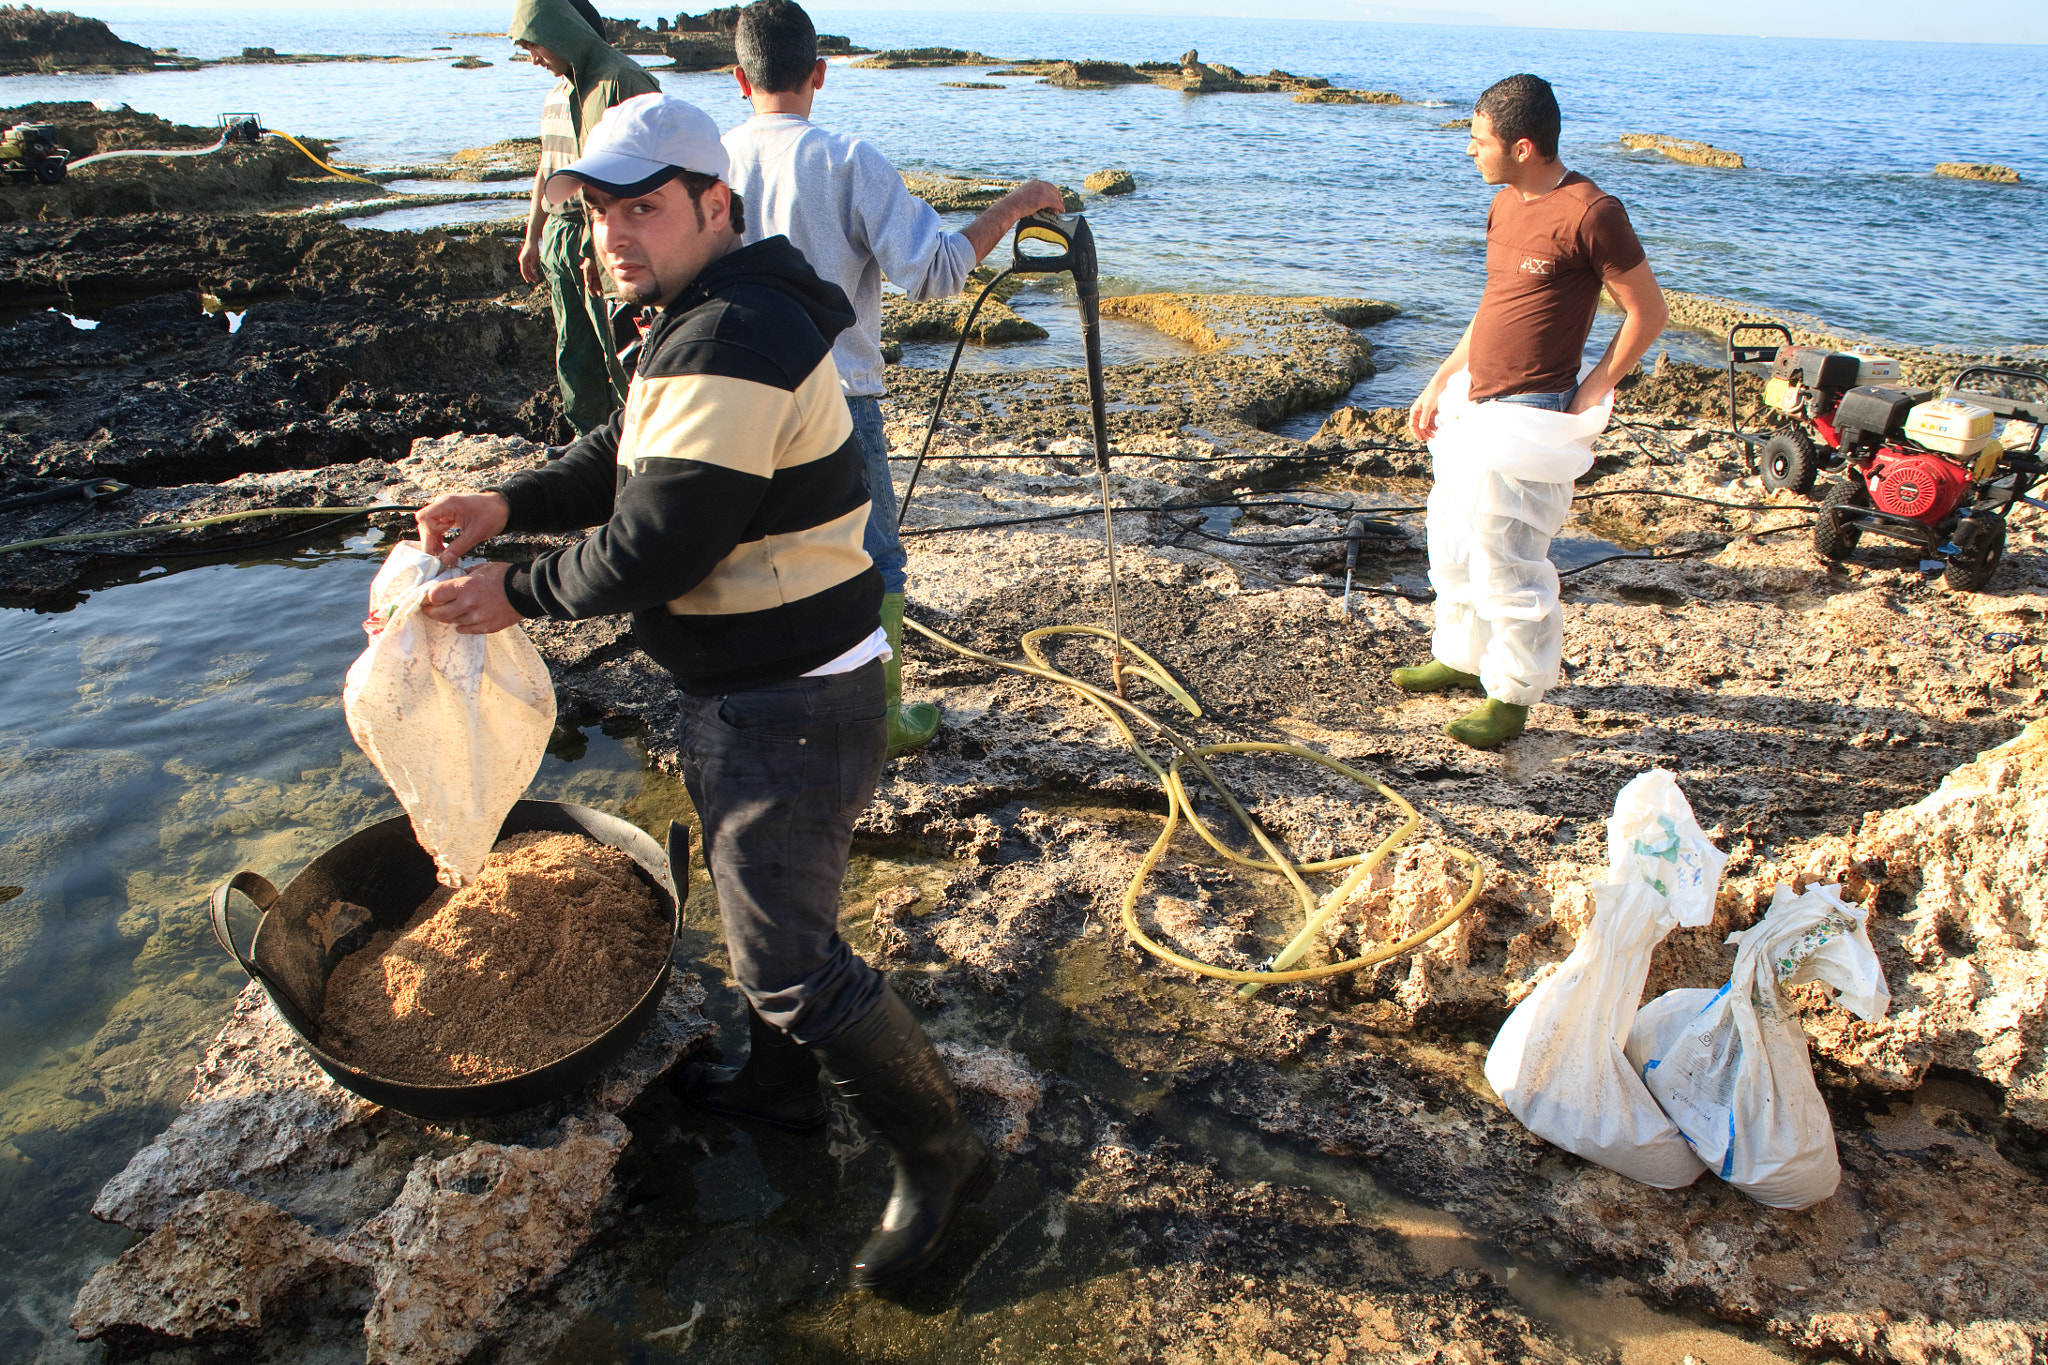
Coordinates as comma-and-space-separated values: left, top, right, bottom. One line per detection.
3, 6, 2043, 399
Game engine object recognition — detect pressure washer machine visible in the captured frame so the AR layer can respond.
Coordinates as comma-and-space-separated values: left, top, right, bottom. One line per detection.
1811, 366, 2047, 590
1724, 324, 1901, 493
0, 123, 68, 185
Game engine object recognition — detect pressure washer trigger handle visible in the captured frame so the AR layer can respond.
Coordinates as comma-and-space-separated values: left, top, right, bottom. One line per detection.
1012, 211, 1077, 274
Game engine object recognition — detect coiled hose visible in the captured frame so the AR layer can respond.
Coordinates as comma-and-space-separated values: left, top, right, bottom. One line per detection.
903, 616, 1484, 998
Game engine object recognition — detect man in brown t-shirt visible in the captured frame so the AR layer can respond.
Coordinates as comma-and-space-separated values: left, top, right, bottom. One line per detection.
1400, 73, 1668, 749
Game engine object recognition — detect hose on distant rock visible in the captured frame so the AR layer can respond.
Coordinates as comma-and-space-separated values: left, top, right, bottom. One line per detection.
63, 129, 381, 186
902, 614, 1485, 998
265, 130, 380, 185
66, 134, 229, 170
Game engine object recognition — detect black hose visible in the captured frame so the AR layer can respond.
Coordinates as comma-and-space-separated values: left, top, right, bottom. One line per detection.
895, 268, 1015, 530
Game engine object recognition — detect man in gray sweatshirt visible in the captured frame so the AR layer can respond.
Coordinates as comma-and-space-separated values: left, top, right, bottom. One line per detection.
721, 0, 1064, 758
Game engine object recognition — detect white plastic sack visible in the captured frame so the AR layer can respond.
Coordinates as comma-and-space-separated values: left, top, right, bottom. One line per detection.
1484, 770, 1727, 1188
343, 542, 556, 886
1427, 367, 1614, 494
1625, 882, 1890, 1210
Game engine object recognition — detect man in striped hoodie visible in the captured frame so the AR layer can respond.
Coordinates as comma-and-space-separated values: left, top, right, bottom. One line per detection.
413, 94, 994, 1295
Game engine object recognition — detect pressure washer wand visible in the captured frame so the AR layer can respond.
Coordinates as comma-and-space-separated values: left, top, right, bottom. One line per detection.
1072, 222, 1131, 697
1011, 211, 1131, 696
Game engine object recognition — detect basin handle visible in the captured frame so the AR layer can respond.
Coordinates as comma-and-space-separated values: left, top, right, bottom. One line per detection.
207, 871, 323, 1034
207, 869, 294, 999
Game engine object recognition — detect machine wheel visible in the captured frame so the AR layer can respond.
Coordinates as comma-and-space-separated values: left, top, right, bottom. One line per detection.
1760, 427, 1821, 494
1813, 479, 1867, 561
1944, 516, 2007, 592
33, 157, 64, 185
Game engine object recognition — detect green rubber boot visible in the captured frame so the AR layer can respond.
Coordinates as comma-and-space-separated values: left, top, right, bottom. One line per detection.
881, 592, 940, 759
1444, 698, 1528, 750
1391, 660, 1483, 694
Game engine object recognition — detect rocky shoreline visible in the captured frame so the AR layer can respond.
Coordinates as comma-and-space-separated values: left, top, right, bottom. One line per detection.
3, 87, 2048, 1364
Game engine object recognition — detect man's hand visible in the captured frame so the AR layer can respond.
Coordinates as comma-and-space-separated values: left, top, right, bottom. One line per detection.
415, 492, 510, 566
518, 235, 542, 285
962, 179, 1073, 262
1409, 377, 1447, 443
1004, 179, 1068, 221
580, 255, 605, 296
420, 560, 523, 635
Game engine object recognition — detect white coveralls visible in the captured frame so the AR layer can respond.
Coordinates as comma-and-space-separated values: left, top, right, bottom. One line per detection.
1424, 369, 1612, 705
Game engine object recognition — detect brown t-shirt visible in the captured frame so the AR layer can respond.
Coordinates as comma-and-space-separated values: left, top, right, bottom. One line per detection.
1467, 172, 1645, 402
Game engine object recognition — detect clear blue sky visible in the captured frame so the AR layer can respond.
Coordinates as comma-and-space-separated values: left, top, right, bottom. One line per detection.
89, 0, 2048, 45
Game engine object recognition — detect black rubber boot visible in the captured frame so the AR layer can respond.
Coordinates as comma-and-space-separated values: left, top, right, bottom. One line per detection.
679, 1006, 829, 1133
809, 988, 997, 1293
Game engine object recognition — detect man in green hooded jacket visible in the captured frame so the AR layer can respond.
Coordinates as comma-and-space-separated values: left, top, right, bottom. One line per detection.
510, 0, 660, 434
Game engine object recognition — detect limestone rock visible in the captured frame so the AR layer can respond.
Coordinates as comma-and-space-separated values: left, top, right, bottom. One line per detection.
900, 169, 1080, 215
852, 47, 992, 69
353, 1113, 629, 1365
1294, 87, 1403, 105
1802, 718, 2048, 1123
937, 1041, 1044, 1155
90, 980, 388, 1232
70, 1189, 363, 1347
1620, 133, 1745, 169
1935, 162, 2021, 184
1084, 168, 1136, 196
449, 54, 490, 69
1310, 403, 1411, 447
1040, 60, 1146, 88
883, 294, 1047, 345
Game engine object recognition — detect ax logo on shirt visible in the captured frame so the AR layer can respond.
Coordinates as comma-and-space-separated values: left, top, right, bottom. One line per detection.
1519, 256, 1556, 277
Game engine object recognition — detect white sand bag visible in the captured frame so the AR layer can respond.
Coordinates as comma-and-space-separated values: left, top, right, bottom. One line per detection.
1625, 882, 1890, 1210
343, 542, 556, 886
1484, 769, 1728, 1188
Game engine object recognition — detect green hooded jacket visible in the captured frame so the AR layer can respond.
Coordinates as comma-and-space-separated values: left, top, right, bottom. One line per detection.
509, 0, 660, 152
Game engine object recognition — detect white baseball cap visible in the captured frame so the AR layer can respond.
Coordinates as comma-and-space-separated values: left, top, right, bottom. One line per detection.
543, 93, 730, 208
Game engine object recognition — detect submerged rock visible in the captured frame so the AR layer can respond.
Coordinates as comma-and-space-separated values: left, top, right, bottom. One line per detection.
1621, 133, 1746, 169
1935, 161, 2021, 184
71, 1188, 366, 1348
1084, 167, 1136, 195
1295, 87, 1404, 105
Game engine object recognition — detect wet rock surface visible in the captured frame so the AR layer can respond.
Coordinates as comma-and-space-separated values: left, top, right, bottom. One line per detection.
0, 214, 557, 542
73, 972, 714, 1359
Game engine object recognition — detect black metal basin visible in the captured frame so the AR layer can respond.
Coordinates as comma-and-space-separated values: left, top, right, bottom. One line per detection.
209, 800, 687, 1120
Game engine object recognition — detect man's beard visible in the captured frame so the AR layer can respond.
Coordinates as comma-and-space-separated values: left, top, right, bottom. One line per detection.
616, 274, 663, 307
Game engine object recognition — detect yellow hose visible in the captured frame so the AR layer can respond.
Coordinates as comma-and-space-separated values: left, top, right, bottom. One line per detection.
266, 131, 381, 186
906, 617, 1484, 998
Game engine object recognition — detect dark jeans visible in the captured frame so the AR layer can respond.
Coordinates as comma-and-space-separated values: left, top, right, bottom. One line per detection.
846, 394, 907, 596
675, 659, 888, 1045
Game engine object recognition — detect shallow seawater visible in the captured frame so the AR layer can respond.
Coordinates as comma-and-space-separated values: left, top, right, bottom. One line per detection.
0, 532, 673, 1359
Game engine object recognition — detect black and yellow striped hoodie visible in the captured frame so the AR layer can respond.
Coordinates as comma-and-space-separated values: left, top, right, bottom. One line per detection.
496, 236, 881, 695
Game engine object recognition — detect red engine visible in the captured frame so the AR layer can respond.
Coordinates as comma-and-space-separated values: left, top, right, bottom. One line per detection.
1863, 445, 1975, 524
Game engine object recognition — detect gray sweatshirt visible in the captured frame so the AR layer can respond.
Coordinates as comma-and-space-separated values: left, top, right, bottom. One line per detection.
723, 113, 976, 398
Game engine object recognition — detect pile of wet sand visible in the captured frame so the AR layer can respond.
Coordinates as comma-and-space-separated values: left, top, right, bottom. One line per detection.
318, 831, 668, 1085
